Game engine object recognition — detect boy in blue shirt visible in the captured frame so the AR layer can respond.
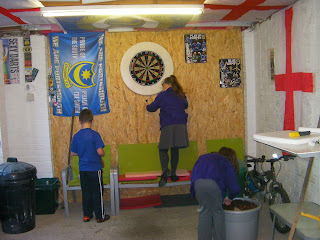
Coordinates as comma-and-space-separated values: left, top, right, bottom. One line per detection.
71, 109, 109, 223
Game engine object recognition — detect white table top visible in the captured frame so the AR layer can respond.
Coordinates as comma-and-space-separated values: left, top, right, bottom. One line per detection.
253, 129, 320, 158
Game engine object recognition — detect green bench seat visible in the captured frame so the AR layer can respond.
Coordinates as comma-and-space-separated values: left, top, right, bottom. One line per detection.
114, 141, 199, 215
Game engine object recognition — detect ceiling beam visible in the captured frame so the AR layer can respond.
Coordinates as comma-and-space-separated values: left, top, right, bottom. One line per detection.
40, 0, 205, 7
0, 6, 26, 24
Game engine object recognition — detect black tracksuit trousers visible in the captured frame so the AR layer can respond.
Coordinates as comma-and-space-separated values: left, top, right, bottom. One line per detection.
80, 170, 105, 220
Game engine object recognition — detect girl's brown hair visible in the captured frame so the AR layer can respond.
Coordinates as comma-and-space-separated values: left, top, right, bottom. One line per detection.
218, 147, 240, 175
163, 75, 186, 100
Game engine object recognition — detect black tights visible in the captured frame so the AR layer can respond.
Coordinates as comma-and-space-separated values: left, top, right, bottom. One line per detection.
159, 147, 179, 175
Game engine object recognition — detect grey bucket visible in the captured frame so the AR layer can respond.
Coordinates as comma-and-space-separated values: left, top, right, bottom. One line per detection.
224, 198, 261, 240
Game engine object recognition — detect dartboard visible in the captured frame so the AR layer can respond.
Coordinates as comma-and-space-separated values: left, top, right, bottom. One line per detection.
130, 51, 164, 86
121, 42, 174, 96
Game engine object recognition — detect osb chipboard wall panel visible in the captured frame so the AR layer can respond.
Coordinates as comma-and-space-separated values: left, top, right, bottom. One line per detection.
51, 28, 244, 199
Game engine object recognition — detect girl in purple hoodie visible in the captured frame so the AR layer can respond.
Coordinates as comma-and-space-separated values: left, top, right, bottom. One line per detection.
146, 75, 189, 187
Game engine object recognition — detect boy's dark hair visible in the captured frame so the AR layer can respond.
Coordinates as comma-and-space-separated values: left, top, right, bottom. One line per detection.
79, 109, 93, 123
218, 147, 240, 175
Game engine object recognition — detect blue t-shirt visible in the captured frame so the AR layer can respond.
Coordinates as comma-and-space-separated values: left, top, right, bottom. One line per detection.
146, 87, 188, 129
190, 153, 240, 200
71, 128, 105, 171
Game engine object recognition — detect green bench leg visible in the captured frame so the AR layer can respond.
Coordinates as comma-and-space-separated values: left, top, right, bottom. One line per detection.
62, 166, 70, 218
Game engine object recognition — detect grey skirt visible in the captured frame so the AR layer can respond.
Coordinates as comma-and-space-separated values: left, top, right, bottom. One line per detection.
158, 124, 189, 149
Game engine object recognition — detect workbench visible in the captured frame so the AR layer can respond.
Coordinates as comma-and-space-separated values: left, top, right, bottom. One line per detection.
253, 128, 320, 240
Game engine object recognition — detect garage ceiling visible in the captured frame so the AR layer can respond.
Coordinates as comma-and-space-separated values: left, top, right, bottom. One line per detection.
0, 0, 299, 33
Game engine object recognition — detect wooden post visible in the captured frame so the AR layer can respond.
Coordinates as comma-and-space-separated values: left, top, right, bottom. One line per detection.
288, 157, 314, 240
287, 115, 319, 239
288, 115, 320, 239
67, 108, 75, 166
66, 108, 75, 184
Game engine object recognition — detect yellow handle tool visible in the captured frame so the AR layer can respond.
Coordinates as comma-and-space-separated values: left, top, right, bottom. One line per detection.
301, 212, 320, 227
289, 131, 311, 137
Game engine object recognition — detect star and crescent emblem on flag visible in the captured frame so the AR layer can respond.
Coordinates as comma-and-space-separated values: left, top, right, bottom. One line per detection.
63, 61, 96, 89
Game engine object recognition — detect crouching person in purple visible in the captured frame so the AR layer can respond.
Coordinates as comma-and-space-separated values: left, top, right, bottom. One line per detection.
71, 109, 110, 223
146, 75, 189, 187
190, 147, 240, 240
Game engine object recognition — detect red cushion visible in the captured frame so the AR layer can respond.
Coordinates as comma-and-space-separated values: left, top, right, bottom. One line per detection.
118, 175, 158, 181
167, 175, 191, 182
120, 194, 162, 209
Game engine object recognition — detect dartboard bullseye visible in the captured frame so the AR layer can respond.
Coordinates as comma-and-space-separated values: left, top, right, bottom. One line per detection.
121, 42, 174, 96
130, 51, 164, 86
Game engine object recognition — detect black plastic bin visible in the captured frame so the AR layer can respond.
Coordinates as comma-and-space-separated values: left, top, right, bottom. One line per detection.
0, 158, 37, 234
35, 178, 60, 215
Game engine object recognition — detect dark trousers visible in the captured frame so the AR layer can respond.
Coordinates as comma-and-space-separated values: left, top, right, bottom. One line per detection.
194, 179, 226, 240
80, 170, 105, 220
159, 147, 179, 174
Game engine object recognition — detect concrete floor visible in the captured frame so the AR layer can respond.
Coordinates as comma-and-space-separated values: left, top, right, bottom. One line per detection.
0, 200, 303, 240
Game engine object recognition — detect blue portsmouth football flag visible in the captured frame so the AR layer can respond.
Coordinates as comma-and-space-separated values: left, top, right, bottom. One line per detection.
49, 32, 110, 116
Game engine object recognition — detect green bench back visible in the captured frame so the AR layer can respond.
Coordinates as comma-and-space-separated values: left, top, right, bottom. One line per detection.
118, 141, 198, 175
206, 138, 245, 161
177, 141, 199, 171
206, 138, 247, 197
70, 145, 111, 185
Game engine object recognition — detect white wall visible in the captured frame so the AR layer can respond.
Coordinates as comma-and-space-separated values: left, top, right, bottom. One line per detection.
246, 0, 320, 204
242, 29, 257, 157
0, 132, 2, 164
0, 35, 53, 178
0, 40, 2, 164
0, 40, 6, 164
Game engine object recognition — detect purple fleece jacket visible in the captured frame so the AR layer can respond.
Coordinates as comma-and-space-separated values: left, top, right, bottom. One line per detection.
190, 153, 240, 200
147, 87, 188, 129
